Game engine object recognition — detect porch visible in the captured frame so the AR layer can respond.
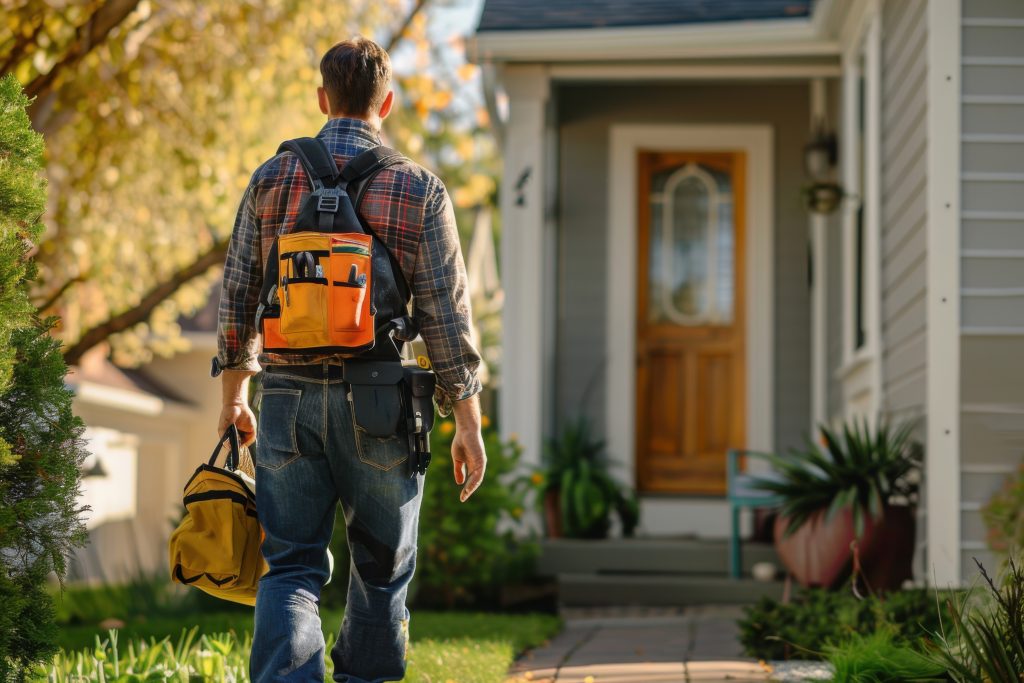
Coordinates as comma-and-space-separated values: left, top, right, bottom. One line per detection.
537, 537, 783, 607
471, 0, 959, 579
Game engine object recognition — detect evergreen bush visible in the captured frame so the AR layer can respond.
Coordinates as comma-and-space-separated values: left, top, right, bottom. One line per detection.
739, 587, 952, 661
0, 73, 88, 679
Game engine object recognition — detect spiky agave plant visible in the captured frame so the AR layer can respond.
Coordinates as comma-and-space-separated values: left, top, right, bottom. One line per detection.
752, 419, 922, 537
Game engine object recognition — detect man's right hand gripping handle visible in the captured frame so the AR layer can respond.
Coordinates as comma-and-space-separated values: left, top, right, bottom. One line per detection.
218, 370, 258, 447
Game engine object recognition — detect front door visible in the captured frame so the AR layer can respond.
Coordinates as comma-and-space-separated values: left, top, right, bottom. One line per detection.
635, 151, 746, 495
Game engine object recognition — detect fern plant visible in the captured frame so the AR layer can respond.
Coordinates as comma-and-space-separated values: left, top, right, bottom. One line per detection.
752, 419, 922, 537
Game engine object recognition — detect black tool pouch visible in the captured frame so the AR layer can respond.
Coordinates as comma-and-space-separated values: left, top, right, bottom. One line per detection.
343, 361, 404, 438
403, 365, 437, 475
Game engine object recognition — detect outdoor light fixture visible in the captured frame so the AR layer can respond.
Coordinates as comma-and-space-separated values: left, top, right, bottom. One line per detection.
802, 121, 843, 215
81, 457, 108, 479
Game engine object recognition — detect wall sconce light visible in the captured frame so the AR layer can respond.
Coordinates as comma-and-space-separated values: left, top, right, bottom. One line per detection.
802, 181, 844, 215
802, 121, 843, 215
81, 458, 108, 478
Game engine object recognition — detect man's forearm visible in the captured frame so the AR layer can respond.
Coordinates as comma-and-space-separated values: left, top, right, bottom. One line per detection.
452, 392, 481, 431
222, 369, 256, 406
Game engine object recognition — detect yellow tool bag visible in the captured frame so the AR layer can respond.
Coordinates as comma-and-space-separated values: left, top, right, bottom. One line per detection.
168, 426, 267, 606
256, 138, 417, 358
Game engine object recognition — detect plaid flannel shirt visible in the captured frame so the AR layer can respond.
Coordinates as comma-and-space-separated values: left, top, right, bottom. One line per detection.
216, 117, 482, 414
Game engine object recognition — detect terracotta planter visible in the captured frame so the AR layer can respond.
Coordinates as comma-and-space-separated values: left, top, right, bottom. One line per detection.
774, 504, 915, 590
543, 489, 562, 538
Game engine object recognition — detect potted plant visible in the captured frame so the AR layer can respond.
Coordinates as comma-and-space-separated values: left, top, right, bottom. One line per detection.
752, 419, 921, 590
537, 417, 639, 539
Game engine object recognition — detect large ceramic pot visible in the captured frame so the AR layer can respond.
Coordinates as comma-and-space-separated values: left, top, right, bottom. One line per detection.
543, 489, 562, 538
774, 504, 915, 590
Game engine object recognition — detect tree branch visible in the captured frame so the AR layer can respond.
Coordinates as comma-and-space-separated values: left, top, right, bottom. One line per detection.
58, 0, 430, 365
61, 240, 227, 366
385, 0, 429, 51
0, 16, 45, 76
24, 0, 142, 101
33, 274, 87, 313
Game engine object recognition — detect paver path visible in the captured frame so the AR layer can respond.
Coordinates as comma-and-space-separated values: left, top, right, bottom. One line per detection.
505, 606, 831, 683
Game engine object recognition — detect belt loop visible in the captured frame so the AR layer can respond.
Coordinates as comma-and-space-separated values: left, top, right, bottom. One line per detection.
322, 359, 329, 377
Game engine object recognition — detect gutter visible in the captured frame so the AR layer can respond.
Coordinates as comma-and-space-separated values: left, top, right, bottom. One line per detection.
468, 17, 839, 64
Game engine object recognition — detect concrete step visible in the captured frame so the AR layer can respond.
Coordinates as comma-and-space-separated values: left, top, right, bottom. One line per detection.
538, 538, 779, 577
557, 572, 785, 607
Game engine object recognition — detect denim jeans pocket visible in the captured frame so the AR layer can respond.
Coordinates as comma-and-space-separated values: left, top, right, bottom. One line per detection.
350, 398, 408, 471
354, 430, 409, 471
257, 387, 302, 471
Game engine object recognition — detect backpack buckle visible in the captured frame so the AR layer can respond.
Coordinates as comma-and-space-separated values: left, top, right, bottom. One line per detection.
316, 188, 341, 213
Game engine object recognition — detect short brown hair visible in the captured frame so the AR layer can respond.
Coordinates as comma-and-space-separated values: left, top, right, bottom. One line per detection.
319, 37, 392, 117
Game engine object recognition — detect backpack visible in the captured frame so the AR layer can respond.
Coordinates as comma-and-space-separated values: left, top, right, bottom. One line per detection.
256, 138, 416, 359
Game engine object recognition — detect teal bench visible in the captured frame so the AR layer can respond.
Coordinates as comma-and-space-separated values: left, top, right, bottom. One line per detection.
726, 449, 784, 579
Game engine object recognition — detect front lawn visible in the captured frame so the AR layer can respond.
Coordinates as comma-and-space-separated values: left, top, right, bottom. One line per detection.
50, 609, 560, 682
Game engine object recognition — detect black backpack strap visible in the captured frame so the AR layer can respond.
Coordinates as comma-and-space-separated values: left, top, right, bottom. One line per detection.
277, 138, 340, 191
343, 147, 413, 305
341, 146, 405, 184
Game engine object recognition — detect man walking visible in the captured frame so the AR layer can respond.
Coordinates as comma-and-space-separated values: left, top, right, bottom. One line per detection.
213, 37, 486, 682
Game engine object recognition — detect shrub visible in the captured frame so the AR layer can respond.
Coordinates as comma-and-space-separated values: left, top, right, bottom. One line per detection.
0, 74, 88, 678
982, 463, 1024, 560
738, 588, 951, 661
413, 417, 538, 608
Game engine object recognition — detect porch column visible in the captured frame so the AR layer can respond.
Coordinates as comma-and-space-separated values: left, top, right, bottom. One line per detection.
809, 78, 828, 430
925, 0, 962, 587
498, 66, 550, 468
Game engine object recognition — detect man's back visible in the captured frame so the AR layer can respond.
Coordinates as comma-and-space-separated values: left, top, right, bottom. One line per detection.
219, 116, 481, 414
250, 118, 434, 281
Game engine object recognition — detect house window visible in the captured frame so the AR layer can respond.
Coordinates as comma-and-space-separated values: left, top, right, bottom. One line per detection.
855, 205, 866, 350
854, 68, 867, 351
843, 32, 877, 364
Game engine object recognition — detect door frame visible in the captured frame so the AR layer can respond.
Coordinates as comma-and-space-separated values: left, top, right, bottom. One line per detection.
606, 124, 775, 493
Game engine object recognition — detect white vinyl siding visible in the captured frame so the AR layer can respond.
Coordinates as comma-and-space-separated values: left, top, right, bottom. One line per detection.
880, 0, 929, 423
959, 0, 1024, 581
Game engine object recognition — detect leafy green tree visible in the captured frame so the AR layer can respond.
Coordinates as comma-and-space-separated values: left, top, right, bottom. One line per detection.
0, 73, 87, 679
1, 0, 497, 368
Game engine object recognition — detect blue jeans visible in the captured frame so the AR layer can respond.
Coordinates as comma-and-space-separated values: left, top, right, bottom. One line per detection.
250, 363, 423, 682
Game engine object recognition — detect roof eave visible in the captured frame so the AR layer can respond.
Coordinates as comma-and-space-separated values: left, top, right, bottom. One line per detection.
469, 16, 840, 64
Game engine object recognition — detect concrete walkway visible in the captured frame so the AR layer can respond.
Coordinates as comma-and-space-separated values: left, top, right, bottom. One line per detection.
505, 607, 832, 683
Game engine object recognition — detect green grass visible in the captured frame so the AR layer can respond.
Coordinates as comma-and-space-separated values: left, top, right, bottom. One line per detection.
824, 628, 946, 683
51, 609, 561, 683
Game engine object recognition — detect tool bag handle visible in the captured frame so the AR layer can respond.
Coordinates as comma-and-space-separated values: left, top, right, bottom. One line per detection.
208, 424, 241, 471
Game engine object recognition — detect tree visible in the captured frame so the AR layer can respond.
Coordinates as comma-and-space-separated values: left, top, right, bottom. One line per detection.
2, 0, 496, 368
0, 72, 87, 678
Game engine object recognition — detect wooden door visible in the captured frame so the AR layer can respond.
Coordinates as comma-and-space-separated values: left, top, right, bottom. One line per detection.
635, 151, 746, 495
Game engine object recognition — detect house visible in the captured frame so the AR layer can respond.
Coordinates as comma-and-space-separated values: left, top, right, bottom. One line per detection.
67, 297, 222, 583
470, 0, 1024, 587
